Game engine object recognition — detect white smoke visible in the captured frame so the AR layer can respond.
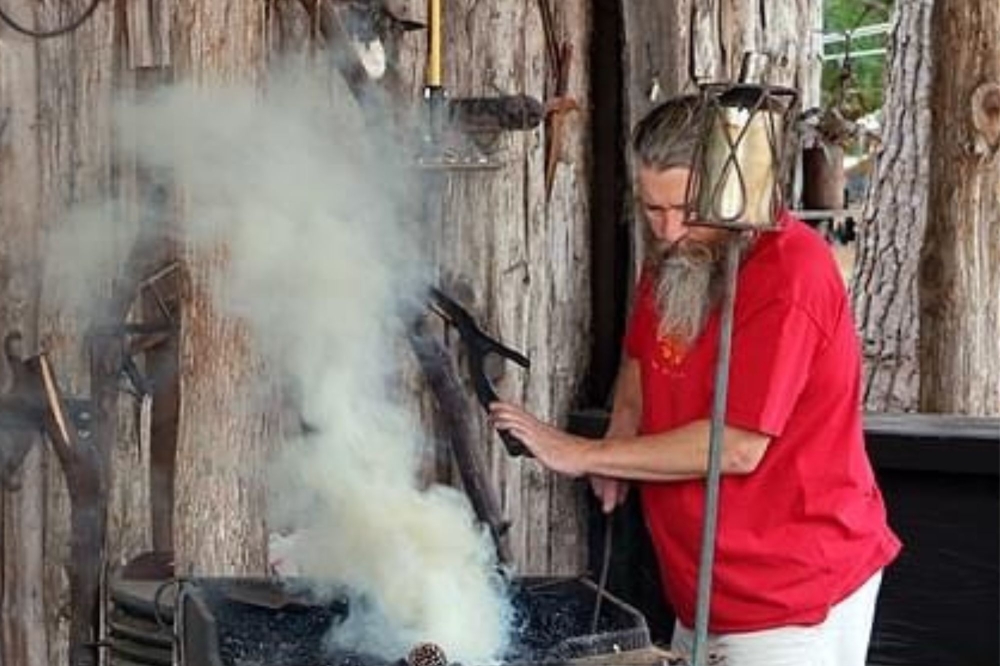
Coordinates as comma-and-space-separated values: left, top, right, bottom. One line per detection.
116, 69, 511, 663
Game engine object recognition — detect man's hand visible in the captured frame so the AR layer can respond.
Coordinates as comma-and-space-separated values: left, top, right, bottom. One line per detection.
489, 401, 594, 478
590, 475, 629, 513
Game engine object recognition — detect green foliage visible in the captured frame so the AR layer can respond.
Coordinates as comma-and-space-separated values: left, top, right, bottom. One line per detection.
822, 0, 892, 119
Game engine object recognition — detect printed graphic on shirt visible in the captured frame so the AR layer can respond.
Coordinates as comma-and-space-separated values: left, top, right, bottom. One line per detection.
652, 333, 688, 376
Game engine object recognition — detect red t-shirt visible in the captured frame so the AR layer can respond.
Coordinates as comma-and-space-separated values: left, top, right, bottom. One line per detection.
624, 217, 901, 633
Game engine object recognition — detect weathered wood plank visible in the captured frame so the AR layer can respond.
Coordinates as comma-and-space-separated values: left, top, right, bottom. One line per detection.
534, 0, 591, 576
269, 0, 313, 57
621, 0, 692, 131
691, 0, 722, 82
126, 0, 172, 69
0, 447, 48, 666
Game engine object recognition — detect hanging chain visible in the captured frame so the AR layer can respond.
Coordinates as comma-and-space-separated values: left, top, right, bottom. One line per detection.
0, 0, 101, 39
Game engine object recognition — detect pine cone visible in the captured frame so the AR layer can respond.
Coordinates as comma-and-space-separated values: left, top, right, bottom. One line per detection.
407, 642, 448, 666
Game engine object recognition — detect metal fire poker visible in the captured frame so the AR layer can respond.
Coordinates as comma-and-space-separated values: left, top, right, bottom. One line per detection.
684, 65, 798, 666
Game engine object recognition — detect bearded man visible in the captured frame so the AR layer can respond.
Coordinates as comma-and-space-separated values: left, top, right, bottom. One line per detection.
490, 96, 900, 666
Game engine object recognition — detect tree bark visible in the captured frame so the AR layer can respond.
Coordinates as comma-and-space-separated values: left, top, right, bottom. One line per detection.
169, 1, 272, 576
850, 0, 933, 413
920, 0, 1000, 414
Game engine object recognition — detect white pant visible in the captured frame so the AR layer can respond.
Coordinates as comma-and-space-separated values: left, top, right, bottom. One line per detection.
670, 570, 883, 666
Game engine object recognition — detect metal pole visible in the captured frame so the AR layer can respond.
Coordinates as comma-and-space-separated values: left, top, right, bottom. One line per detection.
690, 235, 742, 666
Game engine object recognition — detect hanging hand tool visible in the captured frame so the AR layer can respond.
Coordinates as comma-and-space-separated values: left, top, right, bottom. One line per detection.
417, 0, 543, 169
417, 0, 497, 169
427, 288, 531, 457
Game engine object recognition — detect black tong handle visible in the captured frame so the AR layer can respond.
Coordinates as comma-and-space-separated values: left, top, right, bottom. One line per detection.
429, 288, 531, 457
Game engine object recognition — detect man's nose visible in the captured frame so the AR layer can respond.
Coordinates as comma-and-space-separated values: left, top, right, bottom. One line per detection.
651, 209, 688, 245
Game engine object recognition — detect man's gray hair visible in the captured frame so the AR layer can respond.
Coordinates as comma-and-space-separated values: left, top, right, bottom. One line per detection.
631, 95, 702, 170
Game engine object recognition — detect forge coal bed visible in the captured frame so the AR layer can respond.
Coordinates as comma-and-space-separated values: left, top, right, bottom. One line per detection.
108, 573, 652, 666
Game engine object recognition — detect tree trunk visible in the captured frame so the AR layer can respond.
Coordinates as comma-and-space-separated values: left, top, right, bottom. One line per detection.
850, 0, 933, 413
920, 0, 1000, 414
852, 0, 999, 416
169, 1, 272, 576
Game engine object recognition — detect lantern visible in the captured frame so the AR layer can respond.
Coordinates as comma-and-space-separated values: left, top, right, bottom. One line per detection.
684, 83, 799, 230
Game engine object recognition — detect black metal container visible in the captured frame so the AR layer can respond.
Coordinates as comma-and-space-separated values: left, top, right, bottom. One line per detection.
173, 576, 651, 666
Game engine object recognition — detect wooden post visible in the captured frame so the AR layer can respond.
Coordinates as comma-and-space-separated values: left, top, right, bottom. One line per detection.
170, 0, 273, 577
920, 0, 1000, 414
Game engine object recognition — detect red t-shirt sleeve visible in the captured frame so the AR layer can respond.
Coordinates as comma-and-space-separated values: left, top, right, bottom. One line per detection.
725, 298, 828, 437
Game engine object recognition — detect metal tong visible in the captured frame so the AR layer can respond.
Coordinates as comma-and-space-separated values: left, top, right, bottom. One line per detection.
428, 288, 531, 457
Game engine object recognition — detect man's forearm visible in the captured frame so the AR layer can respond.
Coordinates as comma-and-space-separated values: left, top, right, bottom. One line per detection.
580, 420, 769, 482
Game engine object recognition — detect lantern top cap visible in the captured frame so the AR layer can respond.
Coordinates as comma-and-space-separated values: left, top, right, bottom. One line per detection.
697, 82, 799, 112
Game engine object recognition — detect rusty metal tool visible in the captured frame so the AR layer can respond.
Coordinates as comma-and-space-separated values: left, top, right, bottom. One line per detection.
537, 0, 579, 201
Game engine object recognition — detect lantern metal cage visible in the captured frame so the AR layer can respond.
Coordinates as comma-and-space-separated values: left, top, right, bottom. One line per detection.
684, 83, 800, 231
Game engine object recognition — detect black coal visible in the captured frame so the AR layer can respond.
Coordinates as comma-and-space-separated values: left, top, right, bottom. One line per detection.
181, 577, 650, 666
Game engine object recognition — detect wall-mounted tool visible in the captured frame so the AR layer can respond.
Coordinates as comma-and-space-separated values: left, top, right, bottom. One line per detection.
417, 0, 543, 170
308, 0, 425, 100
0, 258, 179, 666
0, 338, 105, 666
0, 333, 92, 488
537, 0, 579, 201
427, 288, 531, 457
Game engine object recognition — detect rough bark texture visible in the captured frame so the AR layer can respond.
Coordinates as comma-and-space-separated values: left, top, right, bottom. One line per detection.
850, 0, 933, 413
410, 0, 592, 574
920, 0, 1000, 414
170, 1, 272, 576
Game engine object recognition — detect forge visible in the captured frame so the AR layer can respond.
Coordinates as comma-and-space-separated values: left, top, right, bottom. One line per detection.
107, 567, 653, 666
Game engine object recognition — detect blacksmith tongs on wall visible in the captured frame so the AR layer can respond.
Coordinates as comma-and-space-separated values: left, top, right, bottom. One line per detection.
428, 288, 531, 457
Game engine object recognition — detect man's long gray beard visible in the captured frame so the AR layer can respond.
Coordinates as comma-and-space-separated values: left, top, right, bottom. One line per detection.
652, 242, 723, 345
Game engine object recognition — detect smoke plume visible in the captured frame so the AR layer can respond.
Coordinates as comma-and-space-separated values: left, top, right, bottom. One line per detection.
113, 69, 511, 663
